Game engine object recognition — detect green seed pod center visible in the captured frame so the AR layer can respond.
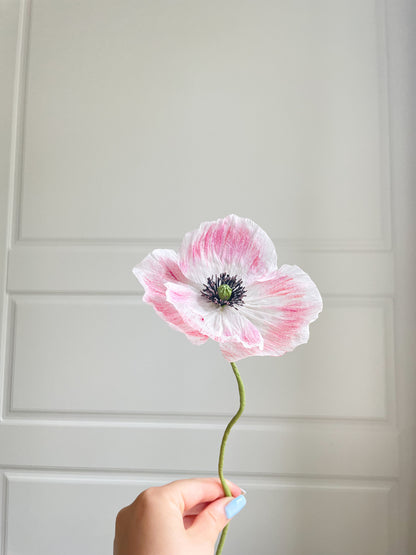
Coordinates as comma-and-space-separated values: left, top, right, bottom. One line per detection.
217, 283, 233, 301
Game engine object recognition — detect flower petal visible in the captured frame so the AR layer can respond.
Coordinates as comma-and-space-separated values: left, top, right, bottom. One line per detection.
220, 265, 323, 361
165, 282, 264, 348
132, 249, 208, 345
178, 214, 278, 286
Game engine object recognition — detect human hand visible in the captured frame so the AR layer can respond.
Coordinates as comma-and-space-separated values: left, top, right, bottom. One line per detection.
113, 477, 247, 555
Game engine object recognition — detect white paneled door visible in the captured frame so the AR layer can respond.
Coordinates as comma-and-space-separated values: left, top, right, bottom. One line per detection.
1, 1, 415, 554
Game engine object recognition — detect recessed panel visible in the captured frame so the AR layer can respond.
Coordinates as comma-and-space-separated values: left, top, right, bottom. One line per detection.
233, 482, 392, 555
5, 474, 393, 555
20, 0, 388, 246
240, 299, 389, 419
10, 297, 389, 419
6, 474, 135, 555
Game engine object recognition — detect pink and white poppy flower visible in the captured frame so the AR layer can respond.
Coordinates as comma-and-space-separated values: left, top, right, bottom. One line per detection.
133, 215, 322, 362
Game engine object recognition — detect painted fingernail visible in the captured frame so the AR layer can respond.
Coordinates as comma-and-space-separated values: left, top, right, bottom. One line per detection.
225, 495, 247, 519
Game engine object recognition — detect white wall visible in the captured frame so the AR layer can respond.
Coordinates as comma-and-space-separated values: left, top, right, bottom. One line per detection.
1, 1, 415, 553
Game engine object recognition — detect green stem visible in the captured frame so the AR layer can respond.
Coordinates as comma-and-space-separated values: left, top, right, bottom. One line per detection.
216, 361, 246, 555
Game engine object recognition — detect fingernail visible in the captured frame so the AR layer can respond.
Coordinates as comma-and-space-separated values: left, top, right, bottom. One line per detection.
240, 488, 247, 495
225, 495, 247, 519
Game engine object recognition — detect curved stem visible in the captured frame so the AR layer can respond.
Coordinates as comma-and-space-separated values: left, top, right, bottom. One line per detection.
216, 362, 246, 555
216, 522, 229, 554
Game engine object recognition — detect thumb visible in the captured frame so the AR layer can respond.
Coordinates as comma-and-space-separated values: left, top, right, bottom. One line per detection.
189, 494, 247, 543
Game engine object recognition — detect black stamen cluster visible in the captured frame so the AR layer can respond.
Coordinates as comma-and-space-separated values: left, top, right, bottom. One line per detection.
201, 272, 247, 308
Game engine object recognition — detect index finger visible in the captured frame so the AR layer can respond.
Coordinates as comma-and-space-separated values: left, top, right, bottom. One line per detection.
159, 477, 242, 513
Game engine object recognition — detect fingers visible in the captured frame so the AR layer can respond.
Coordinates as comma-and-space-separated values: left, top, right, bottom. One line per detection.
159, 477, 242, 514
184, 501, 210, 517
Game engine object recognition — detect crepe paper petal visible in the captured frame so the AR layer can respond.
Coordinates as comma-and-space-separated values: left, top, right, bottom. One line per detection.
133, 249, 208, 345
219, 265, 322, 361
179, 214, 278, 286
133, 215, 322, 360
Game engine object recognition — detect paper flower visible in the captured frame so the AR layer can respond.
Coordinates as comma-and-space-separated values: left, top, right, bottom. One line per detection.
133, 214, 322, 554
133, 214, 322, 361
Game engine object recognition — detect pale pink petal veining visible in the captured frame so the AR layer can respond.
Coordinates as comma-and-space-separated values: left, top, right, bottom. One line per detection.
179, 214, 278, 286
132, 249, 208, 345
220, 265, 322, 361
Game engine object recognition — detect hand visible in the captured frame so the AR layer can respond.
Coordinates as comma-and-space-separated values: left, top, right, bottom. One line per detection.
113, 477, 246, 555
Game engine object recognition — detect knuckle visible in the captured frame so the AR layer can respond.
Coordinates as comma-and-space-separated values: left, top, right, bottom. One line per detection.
138, 487, 157, 502
115, 506, 128, 532
135, 487, 161, 510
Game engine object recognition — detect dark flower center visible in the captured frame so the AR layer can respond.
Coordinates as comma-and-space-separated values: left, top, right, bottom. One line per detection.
201, 272, 247, 308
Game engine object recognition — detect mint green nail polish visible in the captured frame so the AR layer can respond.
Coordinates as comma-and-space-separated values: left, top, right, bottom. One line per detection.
225, 495, 247, 519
